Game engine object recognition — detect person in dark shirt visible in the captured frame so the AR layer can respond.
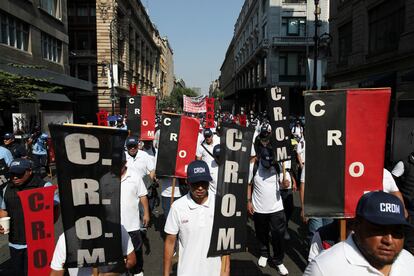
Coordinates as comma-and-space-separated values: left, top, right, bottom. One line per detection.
3, 133, 27, 159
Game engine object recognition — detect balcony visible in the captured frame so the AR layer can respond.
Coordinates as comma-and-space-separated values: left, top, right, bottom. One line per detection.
70, 50, 97, 57
272, 36, 313, 47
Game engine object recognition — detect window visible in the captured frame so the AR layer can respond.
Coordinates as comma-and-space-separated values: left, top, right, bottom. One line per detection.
338, 22, 352, 65
40, 0, 62, 19
0, 12, 29, 51
70, 63, 97, 84
262, 23, 267, 39
279, 52, 306, 79
68, 2, 96, 24
369, 0, 405, 54
41, 32, 62, 63
262, 0, 267, 14
282, 17, 306, 36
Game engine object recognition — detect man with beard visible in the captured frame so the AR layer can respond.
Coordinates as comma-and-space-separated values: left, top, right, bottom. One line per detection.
304, 191, 414, 275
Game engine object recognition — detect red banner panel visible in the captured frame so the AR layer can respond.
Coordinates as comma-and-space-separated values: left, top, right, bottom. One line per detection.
304, 88, 390, 218
129, 83, 137, 96
18, 186, 56, 276
96, 110, 109, 126
205, 97, 215, 129
141, 96, 156, 140
239, 114, 247, 127
175, 116, 200, 177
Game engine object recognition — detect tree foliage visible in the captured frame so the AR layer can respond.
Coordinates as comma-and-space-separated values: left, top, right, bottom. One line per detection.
0, 69, 62, 106
159, 87, 198, 112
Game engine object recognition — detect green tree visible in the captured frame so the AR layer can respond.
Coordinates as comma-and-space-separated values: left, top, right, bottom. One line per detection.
159, 87, 198, 112
0, 69, 62, 106
211, 89, 224, 112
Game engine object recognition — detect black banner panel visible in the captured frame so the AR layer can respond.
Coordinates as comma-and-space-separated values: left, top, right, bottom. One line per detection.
208, 124, 254, 257
266, 86, 291, 161
127, 96, 141, 137
391, 118, 414, 164
49, 124, 128, 268
304, 92, 346, 217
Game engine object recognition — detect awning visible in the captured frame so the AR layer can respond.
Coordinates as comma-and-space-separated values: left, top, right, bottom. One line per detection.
34, 92, 72, 103
0, 64, 93, 91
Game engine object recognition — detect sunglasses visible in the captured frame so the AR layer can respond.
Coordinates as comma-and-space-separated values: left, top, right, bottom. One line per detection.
10, 171, 26, 179
127, 145, 138, 149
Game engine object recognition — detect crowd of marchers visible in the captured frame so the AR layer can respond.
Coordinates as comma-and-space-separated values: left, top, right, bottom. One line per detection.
0, 111, 413, 276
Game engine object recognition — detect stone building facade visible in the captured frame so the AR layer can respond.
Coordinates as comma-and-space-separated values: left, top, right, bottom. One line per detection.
158, 36, 174, 99
221, 0, 329, 115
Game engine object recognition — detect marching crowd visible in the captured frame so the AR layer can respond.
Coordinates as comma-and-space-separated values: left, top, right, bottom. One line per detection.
0, 110, 413, 276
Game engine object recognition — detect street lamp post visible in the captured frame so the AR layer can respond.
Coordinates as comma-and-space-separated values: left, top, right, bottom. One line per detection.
109, 17, 116, 115
312, 0, 321, 90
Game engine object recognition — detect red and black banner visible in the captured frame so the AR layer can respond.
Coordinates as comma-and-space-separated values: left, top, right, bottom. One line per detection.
208, 123, 254, 256
129, 83, 137, 96
304, 88, 391, 217
126, 96, 156, 140
18, 186, 56, 276
267, 86, 291, 162
205, 97, 215, 128
49, 124, 128, 268
96, 110, 109, 127
155, 113, 199, 178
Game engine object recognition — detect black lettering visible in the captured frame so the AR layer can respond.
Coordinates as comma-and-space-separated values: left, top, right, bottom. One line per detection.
31, 221, 46, 240
33, 249, 47, 268
28, 193, 44, 212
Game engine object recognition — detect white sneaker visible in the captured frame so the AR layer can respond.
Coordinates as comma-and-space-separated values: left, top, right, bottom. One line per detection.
257, 256, 268, 267
134, 272, 144, 276
276, 263, 289, 275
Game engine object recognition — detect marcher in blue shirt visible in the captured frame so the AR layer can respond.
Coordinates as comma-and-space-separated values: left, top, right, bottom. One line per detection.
27, 126, 48, 176
0, 145, 13, 167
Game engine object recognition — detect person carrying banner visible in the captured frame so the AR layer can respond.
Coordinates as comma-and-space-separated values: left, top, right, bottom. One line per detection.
247, 148, 288, 275
125, 136, 155, 180
0, 158, 59, 276
50, 226, 136, 276
3, 133, 27, 159
27, 127, 49, 177
163, 160, 222, 276
252, 124, 272, 161
196, 128, 220, 164
116, 115, 127, 130
278, 160, 297, 240
391, 151, 414, 255
304, 191, 414, 275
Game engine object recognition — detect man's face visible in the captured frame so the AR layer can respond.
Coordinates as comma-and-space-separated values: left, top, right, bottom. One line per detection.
205, 135, 213, 145
3, 138, 13, 145
11, 169, 32, 186
127, 144, 138, 156
189, 181, 209, 201
355, 219, 404, 268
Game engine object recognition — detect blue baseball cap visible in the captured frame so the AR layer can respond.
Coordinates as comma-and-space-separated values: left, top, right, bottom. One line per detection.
125, 136, 139, 146
260, 148, 274, 168
3, 133, 14, 140
203, 128, 213, 138
187, 160, 212, 184
213, 144, 221, 160
356, 191, 411, 226
9, 159, 33, 174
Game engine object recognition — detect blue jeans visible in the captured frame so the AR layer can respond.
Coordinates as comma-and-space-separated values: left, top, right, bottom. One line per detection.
308, 217, 333, 242
162, 196, 180, 219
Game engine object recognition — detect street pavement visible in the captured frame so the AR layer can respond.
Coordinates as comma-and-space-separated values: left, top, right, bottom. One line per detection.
0, 188, 309, 275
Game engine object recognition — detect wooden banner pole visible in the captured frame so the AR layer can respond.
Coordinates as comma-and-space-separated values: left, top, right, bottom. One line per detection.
220, 255, 230, 275
170, 177, 176, 206
340, 219, 347, 241
92, 267, 99, 276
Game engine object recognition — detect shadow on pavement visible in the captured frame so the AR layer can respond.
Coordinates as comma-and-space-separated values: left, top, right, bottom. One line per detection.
231, 260, 272, 276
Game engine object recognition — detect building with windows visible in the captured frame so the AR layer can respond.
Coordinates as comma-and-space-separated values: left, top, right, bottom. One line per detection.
220, 0, 329, 115
327, 0, 414, 118
157, 36, 174, 99
69, 0, 163, 116
0, 0, 93, 129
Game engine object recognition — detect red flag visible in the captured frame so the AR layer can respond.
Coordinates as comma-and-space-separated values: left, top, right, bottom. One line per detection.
205, 97, 215, 128
239, 114, 247, 127
141, 96, 156, 140
175, 116, 200, 177
96, 110, 109, 126
129, 84, 137, 96
18, 186, 56, 276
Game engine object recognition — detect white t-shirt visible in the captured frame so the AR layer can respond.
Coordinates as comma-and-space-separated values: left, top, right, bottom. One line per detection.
121, 169, 148, 232
392, 161, 405, 177
304, 234, 414, 276
196, 135, 220, 164
296, 138, 305, 164
164, 194, 221, 276
160, 177, 181, 198
208, 159, 219, 195
126, 150, 155, 178
50, 229, 134, 276
300, 165, 305, 183
383, 168, 399, 193
251, 163, 284, 214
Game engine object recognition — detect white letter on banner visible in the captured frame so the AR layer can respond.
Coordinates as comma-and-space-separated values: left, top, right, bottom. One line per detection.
147, 130, 154, 137
276, 147, 288, 160
217, 228, 235, 251
349, 162, 364, 177
227, 129, 242, 151
224, 161, 239, 183
310, 100, 325, 117
75, 216, 102, 239
65, 134, 99, 165
71, 179, 100, 205
178, 150, 187, 158
327, 130, 342, 146
271, 87, 282, 101
275, 127, 285, 141
142, 120, 148, 126
129, 98, 134, 104
273, 107, 283, 121
135, 108, 140, 115
77, 248, 105, 265
164, 118, 171, 126
221, 194, 236, 217
170, 133, 177, 141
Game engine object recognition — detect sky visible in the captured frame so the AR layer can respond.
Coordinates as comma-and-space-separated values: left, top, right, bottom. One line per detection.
143, 0, 245, 95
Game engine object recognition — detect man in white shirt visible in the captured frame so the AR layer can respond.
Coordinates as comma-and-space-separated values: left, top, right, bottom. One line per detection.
247, 149, 289, 275
163, 160, 222, 276
125, 136, 155, 180
196, 129, 220, 164
50, 226, 135, 276
304, 191, 414, 276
